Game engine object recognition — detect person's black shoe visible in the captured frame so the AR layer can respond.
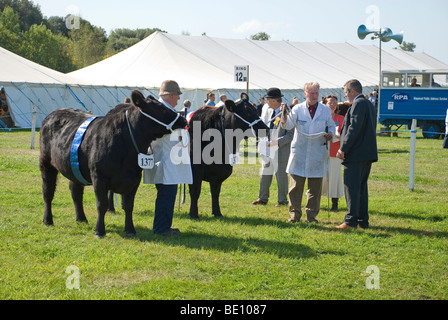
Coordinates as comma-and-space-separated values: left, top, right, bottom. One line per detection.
159, 228, 181, 236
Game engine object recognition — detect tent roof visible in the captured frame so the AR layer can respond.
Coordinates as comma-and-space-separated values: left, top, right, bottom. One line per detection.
0, 46, 79, 84
69, 31, 448, 90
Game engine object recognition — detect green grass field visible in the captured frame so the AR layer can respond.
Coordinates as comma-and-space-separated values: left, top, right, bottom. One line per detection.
0, 130, 447, 300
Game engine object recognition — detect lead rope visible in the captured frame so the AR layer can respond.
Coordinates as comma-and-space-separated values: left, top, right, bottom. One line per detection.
284, 106, 327, 140
126, 110, 154, 155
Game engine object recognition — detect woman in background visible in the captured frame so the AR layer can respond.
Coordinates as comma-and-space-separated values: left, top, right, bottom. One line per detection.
322, 94, 345, 211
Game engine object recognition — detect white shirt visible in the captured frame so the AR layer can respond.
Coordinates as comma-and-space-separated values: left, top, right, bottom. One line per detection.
215, 101, 225, 108
260, 103, 272, 125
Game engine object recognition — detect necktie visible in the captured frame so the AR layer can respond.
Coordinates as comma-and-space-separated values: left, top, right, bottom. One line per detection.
309, 105, 317, 119
270, 110, 276, 129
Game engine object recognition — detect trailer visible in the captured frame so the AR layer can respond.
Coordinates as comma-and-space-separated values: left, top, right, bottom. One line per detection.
378, 69, 448, 139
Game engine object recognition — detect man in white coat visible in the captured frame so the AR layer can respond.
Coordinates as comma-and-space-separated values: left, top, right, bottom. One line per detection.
281, 82, 335, 223
143, 80, 193, 236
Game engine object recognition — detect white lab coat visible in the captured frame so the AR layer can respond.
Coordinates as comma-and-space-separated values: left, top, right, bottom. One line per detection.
143, 99, 193, 185
282, 101, 335, 178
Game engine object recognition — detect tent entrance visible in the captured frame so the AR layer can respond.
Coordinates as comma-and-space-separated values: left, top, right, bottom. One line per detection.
0, 87, 15, 130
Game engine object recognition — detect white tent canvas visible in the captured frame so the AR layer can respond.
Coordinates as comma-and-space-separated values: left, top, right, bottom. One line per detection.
2, 31, 447, 128
69, 31, 448, 114
70, 31, 448, 89
0, 46, 149, 128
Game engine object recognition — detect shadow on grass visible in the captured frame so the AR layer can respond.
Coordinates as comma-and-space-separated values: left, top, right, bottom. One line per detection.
366, 225, 448, 238
107, 210, 321, 259
375, 210, 446, 223
107, 208, 448, 259
377, 148, 409, 154
107, 224, 317, 260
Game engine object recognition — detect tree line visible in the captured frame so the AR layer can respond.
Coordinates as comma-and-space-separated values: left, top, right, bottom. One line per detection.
0, 0, 164, 73
1, 1, 416, 74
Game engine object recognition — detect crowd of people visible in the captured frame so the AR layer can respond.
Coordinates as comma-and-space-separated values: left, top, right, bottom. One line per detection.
142, 80, 378, 236
251, 81, 377, 230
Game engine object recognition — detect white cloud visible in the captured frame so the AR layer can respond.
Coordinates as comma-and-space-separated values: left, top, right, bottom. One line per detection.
232, 19, 262, 34
232, 19, 292, 38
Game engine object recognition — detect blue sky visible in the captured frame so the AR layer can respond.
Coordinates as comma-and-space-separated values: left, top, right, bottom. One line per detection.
33, 0, 448, 64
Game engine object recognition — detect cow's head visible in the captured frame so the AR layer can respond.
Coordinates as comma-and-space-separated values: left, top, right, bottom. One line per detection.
131, 90, 187, 133
224, 92, 269, 138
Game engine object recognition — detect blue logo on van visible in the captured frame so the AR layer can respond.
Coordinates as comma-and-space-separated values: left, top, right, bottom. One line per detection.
391, 93, 410, 101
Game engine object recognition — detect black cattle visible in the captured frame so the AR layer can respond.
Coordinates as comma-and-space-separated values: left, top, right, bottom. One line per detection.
39, 90, 187, 237
188, 93, 269, 219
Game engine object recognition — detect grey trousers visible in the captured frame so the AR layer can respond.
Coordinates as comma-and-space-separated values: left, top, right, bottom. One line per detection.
288, 174, 323, 222
258, 158, 289, 204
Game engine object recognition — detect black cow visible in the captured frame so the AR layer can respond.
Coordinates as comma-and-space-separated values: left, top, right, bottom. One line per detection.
39, 90, 187, 237
188, 93, 269, 219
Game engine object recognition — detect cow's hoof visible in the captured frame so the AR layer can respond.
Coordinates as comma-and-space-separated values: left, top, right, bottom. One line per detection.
94, 233, 105, 239
126, 232, 136, 238
189, 215, 201, 220
213, 214, 223, 219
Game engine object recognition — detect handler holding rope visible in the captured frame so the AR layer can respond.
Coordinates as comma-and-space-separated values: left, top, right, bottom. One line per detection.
281, 82, 335, 223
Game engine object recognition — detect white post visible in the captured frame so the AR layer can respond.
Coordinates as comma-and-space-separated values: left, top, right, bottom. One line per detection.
30, 105, 37, 150
409, 119, 417, 191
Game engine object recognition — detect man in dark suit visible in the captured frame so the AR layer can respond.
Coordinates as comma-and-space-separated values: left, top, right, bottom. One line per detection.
336, 79, 378, 230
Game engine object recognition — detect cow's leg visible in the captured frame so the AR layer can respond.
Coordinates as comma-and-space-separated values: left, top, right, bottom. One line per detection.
107, 190, 116, 213
41, 163, 58, 226
188, 180, 202, 220
69, 181, 88, 223
210, 181, 223, 218
121, 186, 138, 237
92, 180, 109, 238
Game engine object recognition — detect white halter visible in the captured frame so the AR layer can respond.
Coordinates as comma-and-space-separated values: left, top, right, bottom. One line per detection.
138, 109, 180, 133
233, 112, 263, 137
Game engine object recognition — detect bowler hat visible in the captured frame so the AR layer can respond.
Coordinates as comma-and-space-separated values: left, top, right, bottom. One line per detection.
159, 80, 182, 96
265, 88, 283, 98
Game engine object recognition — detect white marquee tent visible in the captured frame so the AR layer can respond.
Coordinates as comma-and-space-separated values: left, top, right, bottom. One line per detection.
0, 46, 157, 129
2, 31, 447, 128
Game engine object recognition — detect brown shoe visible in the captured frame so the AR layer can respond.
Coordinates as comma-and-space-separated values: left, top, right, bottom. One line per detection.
335, 223, 354, 230
252, 199, 267, 205
275, 202, 288, 207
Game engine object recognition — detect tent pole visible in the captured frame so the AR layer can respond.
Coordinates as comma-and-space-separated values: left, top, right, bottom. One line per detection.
246, 65, 250, 95
30, 105, 37, 150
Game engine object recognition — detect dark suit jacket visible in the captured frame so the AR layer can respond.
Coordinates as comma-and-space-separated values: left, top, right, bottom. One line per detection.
340, 95, 378, 163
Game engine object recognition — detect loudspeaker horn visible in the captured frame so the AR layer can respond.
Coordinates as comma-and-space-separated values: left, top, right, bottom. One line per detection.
357, 24, 376, 40
386, 32, 404, 45
380, 27, 393, 38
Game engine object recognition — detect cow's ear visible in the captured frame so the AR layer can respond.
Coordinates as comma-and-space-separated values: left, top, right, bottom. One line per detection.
131, 90, 145, 107
224, 100, 235, 112
240, 92, 249, 101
